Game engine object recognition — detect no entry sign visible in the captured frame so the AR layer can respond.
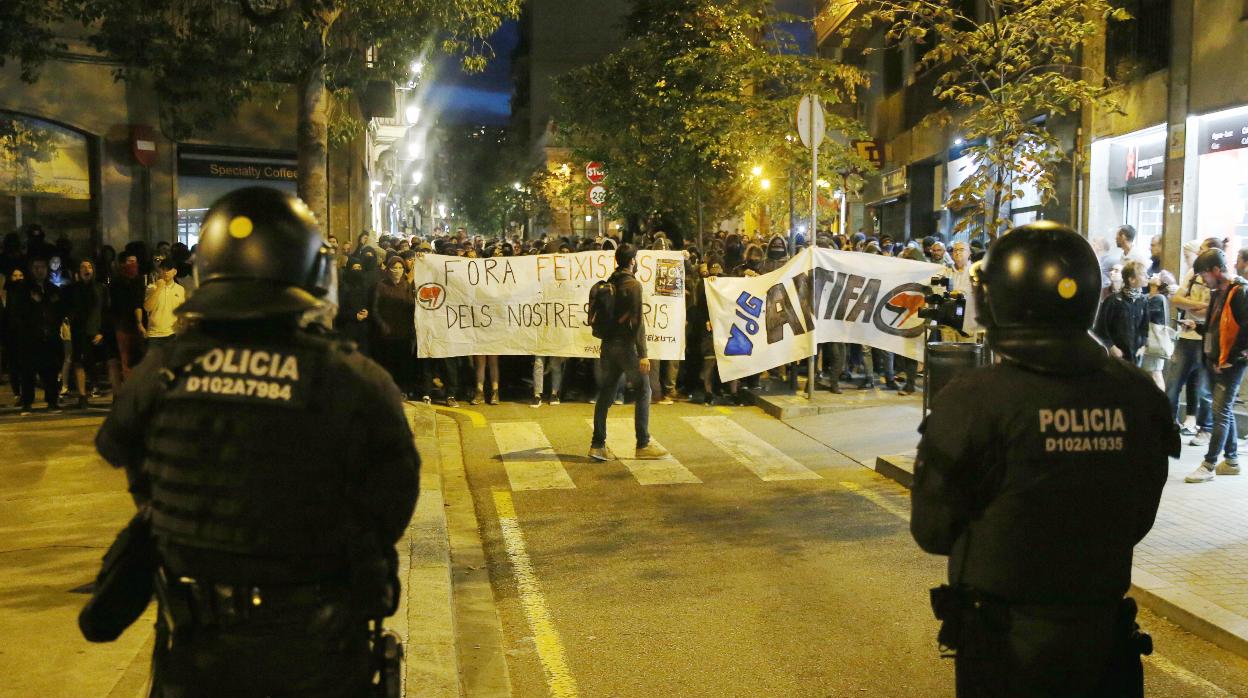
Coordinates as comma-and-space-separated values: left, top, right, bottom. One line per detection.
585, 162, 606, 184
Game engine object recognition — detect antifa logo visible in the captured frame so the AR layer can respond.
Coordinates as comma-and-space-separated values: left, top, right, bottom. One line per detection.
417, 283, 446, 311
873, 283, 927, 338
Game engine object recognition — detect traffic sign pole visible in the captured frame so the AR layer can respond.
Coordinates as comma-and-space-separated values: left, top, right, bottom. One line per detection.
807, 96, 818, 400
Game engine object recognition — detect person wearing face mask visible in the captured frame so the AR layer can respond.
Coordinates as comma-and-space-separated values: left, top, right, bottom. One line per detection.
761, 235, 789, 273
10, 257, 66, 414
67, 259, 117, 408
734, 243, 765, 277
1095, 260, 1150, 366
372, 255, 417, 396
109, 251, 147, 380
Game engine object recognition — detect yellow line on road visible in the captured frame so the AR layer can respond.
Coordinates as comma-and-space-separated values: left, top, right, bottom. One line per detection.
427, 404, 488, 427
714, 406, 734, 416
839, 481, 911, 521
491, 489, 579, 698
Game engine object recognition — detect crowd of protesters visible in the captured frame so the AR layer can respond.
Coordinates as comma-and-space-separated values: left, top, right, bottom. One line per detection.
322, 224, 976, 412
0, 224, 188, 415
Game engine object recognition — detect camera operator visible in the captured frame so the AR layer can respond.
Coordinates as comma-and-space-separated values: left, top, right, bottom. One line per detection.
912, 222, 1176, 696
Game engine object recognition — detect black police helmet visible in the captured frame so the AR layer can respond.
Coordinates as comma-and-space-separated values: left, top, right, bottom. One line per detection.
178, 187, 334, 321
978, 221, 1104, 371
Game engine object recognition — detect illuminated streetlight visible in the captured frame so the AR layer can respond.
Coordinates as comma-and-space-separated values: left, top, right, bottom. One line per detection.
410, 59, 424, 75
760, 178, 772, 190
412, 171, 424, 185
954, 138, 964, 146
407, 139, 422, 158
513, 181, 523, 191
405, 105, 421, 124
751, 165, 764, 177
585, 215, 593, 222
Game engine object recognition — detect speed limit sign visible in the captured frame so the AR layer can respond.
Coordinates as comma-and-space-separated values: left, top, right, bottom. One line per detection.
587, 185, 607, 207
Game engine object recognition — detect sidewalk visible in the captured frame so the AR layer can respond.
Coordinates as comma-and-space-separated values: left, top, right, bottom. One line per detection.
757, 387, 1248, 659
0, 393, 461, 697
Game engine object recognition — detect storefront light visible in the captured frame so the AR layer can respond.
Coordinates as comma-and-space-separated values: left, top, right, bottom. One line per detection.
412, 171, 423, 185
405, 105, 421, 124
585, 215, 594, 222
407, 140, 422, 158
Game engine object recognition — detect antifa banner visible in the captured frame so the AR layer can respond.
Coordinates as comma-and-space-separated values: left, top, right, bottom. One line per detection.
412, 251, 687, 359
706, 248, 944, 381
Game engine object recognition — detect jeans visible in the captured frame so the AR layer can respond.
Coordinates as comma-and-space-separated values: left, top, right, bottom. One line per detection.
591, 340, 651, 449
1204, 361, 1247, 465
649, 359, 680, 397
863, 347, 894, 383
533, 356, 564, 397
1165, 338, 1212, 429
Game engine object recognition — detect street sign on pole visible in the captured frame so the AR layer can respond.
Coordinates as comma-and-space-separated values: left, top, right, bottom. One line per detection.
795, 95, 825, 150
586, 162, 606, 185
588, 185, 607, 207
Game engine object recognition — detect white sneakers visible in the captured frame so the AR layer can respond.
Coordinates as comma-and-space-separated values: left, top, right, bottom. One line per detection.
1189, 431, 1211, 447
1185, 460, 1241, 483
634, 442, 670, 459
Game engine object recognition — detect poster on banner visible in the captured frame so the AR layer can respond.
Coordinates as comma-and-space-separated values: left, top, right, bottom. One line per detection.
412, 251, 686, 359
705, 248, 944, 381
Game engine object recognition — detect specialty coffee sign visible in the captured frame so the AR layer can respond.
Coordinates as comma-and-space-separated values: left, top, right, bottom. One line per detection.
178, 153, 299, 181
412, 251, 686, 360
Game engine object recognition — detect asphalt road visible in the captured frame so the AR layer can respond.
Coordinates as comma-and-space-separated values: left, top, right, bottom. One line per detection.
449, 399, 1248, 698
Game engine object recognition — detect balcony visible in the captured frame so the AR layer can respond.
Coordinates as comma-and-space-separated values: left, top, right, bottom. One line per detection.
816, 1, 859, 46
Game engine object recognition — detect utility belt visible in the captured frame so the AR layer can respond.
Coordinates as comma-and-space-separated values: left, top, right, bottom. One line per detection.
930, 585, 1152, 696
155, 566, 345, 633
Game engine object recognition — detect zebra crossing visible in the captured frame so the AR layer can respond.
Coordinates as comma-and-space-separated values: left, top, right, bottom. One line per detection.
489, 415, 823, 491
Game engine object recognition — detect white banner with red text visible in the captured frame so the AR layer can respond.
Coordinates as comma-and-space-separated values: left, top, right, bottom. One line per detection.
706, 248, 944, 381
412, 251, 687, 359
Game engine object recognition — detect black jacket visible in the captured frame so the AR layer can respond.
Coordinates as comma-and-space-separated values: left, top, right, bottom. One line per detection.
603, 267, 647, 358
1094, 291, 1148, 359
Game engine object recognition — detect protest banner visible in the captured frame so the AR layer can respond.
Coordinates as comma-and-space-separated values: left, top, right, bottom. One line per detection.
705, 248, 944, 381
412, 251, 686, 359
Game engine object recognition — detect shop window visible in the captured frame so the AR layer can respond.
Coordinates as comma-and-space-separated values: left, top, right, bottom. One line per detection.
1106, 0, 1171, 81
0, 113, 94, 257
882, 44, 905, 95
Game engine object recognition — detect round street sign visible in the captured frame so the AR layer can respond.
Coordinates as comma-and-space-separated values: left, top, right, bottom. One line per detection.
795, 95, 826, 149
585, 162, 607, 184
588, 185, 607, 207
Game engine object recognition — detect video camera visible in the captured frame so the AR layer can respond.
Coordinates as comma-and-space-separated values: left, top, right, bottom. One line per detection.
919, 275, 967, 332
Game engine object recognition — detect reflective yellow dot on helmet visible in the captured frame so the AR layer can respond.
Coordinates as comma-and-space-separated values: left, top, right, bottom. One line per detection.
1057, 278, 1078, 299
228, 216, 254, 239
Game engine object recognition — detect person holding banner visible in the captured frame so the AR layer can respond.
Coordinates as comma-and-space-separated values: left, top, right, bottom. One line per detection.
589, 244, 669, 462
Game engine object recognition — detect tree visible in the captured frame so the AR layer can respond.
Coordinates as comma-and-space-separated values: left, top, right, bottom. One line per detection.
554, 0, 874, 243
844, 0, 1127, 238
5, 0, 521, 228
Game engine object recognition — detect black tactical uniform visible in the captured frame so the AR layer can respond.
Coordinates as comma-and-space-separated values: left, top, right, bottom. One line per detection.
911, 221, 1177, 697
95, 187, 419, 697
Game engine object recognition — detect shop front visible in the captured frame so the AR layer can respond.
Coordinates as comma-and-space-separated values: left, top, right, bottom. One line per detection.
866, 166, 909, 239
1087, 124, 1167, 250
0, 112, 96, 255
176, 146, 297, 246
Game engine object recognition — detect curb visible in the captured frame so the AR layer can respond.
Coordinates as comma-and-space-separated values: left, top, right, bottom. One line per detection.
746, 386, 923, 421
872, 453, 1248, 661
400, 403, 462, 698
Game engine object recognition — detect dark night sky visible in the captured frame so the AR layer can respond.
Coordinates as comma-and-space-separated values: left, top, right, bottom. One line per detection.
427, 3, 815, 127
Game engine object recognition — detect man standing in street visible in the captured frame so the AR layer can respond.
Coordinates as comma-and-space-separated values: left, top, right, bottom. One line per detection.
1185, 248, 1248, 483
912, 222, 1175, 696
10, 257, 65, 415
143, 257, 185, 353
589, 243, 669, 461
95, 187, 419, 696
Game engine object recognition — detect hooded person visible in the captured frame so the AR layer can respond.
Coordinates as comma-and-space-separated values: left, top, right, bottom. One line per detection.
761, 235, 790, 273
734, 243, 765, 277
336, 259, 374, 355
723, 234, 745, 272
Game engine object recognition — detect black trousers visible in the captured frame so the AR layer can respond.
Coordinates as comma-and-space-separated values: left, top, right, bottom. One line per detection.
17, 340, 62, 409
150, 616, 371, 698
373, 335, 414, 393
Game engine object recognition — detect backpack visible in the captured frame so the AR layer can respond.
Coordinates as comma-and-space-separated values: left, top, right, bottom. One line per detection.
588, 279, 616, 339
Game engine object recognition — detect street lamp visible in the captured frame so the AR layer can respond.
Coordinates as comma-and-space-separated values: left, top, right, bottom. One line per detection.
407, 139, 422, 159
412, 171, 423, 185
751, 165, 764, 177
760, 178, 772, 190
513, 181, 523, 191
405, 105, 421, 124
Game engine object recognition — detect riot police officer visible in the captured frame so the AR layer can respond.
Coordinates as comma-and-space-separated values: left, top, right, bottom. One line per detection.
95, 187, 419, 696
911, 221, 1176, 697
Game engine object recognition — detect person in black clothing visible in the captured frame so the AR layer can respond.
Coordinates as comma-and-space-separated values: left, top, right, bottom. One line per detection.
589, 244, 670, 461
94, 187, 419, 697
912, 222, 1175, 696
67, 259, 115, 408
10, 257, 66, 414
336, 260, 374, 354
1095, 259, 1149, 365
372, 255, 416, 395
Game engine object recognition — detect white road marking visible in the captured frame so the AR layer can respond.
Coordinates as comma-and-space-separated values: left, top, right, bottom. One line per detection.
683, 415, 822, 481
839, 481, 911, 521
493, 490, 579, 698
1145, 652, 1236, 697
491, 422, 576, 491
587, 418, 702, 485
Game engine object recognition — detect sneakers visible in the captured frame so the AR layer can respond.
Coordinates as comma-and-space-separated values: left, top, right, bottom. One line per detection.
530, 395, 542, 408
703, 393, 715, 406
1179, 424, 1200, 437
19, 408, 32, 417
635, 442, 670, 459
588, 446, 611, 461
1189, 430, 1212, 447
1185, 462, 1217, 483
446, 397, 459, 408
613, 397, 623, 405
657, 395, 674, 405
422, 395, 432, 405
1217, 460, 1241, 476
488, 393, 500, 406
549, 393, 561, 406
77, 395, 89, 410
470, 391, 484, 406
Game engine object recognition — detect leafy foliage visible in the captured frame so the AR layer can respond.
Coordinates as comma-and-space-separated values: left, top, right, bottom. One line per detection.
0, 1, 70, 82
846, 0, 1127, 238
554, 0, 874, 238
